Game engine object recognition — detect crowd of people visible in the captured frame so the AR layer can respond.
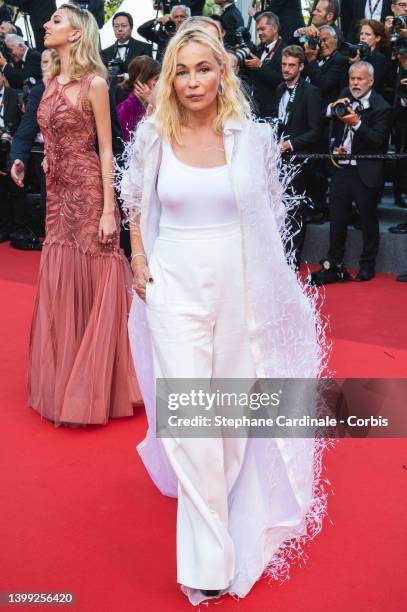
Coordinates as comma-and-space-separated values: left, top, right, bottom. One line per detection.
0, 0, 406, 282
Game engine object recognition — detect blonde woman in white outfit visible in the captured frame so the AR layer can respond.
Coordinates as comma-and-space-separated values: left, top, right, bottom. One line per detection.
121, 26, 330, 606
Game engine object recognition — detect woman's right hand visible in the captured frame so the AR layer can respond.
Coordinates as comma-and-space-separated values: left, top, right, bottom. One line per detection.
131, 257, 153, 302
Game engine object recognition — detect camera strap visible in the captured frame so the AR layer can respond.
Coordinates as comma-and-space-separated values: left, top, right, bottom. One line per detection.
261, 37, 282, 63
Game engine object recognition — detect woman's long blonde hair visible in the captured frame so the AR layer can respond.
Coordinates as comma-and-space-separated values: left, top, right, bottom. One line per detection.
154, 26, 251, 142
48, 3, 107, 81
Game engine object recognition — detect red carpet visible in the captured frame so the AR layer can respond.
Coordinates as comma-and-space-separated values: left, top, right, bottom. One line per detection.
0, 242, 406, 612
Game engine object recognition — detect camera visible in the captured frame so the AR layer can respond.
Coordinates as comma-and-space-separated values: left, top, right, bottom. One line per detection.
164, 19, 177, 34
331, 98, 369, 119
390, 15, 407, 44
107, 58, 124, 84
0, 123, 13, 173
338, 41, 371, 61
299, 35, 321, 50
229, 27, 256, 65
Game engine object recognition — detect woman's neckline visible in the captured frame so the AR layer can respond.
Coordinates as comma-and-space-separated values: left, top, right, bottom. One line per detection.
166, 140, 227, 171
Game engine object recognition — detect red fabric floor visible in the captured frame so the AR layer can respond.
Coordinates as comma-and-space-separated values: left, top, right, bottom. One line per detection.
0, 242, 406, 612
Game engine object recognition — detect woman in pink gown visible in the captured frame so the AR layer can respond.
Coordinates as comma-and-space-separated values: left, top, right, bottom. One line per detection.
28, 4, 139, 425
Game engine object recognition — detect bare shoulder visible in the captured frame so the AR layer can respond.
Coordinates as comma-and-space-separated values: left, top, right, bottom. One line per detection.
89, 74, 108, 93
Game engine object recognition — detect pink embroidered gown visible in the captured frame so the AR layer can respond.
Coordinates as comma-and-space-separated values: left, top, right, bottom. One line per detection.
29, 73, 140, 424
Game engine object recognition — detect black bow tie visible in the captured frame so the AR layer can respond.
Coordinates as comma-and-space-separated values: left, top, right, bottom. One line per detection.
118, 43, 129, 48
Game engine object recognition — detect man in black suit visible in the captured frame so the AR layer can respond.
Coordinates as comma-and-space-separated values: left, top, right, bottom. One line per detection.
304, 25, 348, 109
0, 34, 42, 89
214, 0, 244, 47
102, 12, 152, 76
249, 0, 304, 43
311, 61, 392, 284
244, 11, 283, 119
275, 45, 323, 267
0, 71, 21, 242
5, 0, 56, 51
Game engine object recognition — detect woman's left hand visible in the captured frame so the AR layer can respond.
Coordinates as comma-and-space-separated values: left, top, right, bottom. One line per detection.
98, 211, 117, 244
134, 80, 152, 104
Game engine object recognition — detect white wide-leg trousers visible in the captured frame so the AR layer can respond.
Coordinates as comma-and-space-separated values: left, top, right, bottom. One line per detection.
146, 222, 256, 590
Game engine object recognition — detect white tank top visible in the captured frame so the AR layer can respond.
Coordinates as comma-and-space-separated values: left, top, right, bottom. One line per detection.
156, 140, 239, 228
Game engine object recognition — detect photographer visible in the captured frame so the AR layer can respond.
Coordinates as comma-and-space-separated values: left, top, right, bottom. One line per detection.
4, 1, 56, 51
138, 4, 190, 60
385, 1, 407, 39
244, 11, 283, 119
70, 1, 105, 28
214, 0, 244, 48
102, 11, 152, 92
248, 1, 304, 44
0, 34, 41, 90
275, 45, 323, 268
304, 25, 348, 109
349, 19, 392, 94
311, 62, 392, 285
0, 70, 21, 243
292, 0, 341, 43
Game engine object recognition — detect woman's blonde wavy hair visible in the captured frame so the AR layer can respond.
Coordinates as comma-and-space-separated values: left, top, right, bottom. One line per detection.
48, 3, 107, 82
154, 26, 251, 142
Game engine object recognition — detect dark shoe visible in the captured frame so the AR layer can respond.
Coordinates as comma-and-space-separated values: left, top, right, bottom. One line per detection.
10, 231, 42, 251
355, 268, 375, 282
200, 590, 221, 598
0, 229, 10, 243
388, 223, 407, 234
309, 260, 352, 286
396, 272, 407, 282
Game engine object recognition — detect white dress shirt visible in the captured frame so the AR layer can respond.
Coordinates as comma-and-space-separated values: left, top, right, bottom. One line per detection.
0, 86, 5, 129
260, 39, 278, 62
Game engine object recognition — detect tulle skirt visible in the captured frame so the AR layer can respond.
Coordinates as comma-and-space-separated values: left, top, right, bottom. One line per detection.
29, 242, 141, 425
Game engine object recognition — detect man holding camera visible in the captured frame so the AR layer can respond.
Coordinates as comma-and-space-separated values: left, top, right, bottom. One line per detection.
138, 4, 190, 60
4, 1, 56, 51
244, 11, 283, 119
0, 34, 41, 90
292, 0, 340, 43
311, 61, 392, 284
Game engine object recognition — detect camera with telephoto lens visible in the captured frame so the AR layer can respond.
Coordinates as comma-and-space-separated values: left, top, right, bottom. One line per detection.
390, 15, 407, 44
338, 41, 371, 61
107, 58, 124, 85
230, 26, 256, 66
331, 98, 368, 119
299, 34, 321, 50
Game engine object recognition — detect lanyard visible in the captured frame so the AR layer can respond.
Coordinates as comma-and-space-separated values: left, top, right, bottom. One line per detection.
368, 0, 381, 18
262, 37, 282, 63
280, 82, 299, 126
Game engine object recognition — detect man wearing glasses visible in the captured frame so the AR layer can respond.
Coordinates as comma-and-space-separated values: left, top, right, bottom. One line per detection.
101, 11, 152, 76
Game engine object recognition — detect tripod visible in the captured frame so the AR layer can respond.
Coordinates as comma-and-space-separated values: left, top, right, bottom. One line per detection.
13, 9, 35, 49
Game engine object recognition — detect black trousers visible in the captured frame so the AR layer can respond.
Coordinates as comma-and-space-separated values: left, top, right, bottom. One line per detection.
328, 166, 381, 269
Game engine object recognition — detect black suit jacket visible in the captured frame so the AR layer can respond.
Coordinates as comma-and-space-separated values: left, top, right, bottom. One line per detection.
331, 87, 392, 187
81, 0, 104, 28
221, 3, 244, 47
6, 0, 56, 29
2, 87, 21, 133
101, 37, 152, 73
248, 38, 283, 119
274, 78, 323, 151
261, 0, 304, 43
3, 48, 42, 90
304, 51, 348, 109
0, 5, 13, 23
10, 81, 124, 167
343, 0, 393, 41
